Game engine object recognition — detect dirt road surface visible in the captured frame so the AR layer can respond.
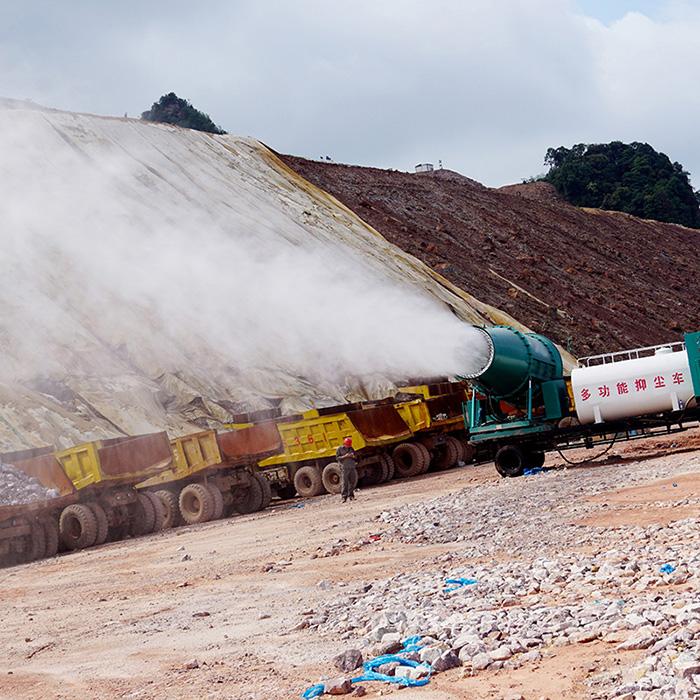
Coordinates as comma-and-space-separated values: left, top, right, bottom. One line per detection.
1, 430, 699, 699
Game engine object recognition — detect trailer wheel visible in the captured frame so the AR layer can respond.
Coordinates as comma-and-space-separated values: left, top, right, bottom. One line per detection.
179, 483, 215, 524
359, 462, 383, 487
416, 443, 431, 474
392, 442, 428, 478
294, 466, 325, 498
206, 484, 225, 521
494, 445, 525, 478
432, 437, 461, 471
380, 453, 395, 481
145, 492, 167, 532
27, 521, 47, 561
233, 476, 264, 514
155, 490, 180, 529
255, 474, 272, 511
89, 503, 110, 545
42, 518, 60, 558
321, 463, 342, 494
60, 504, 99, 550
461, 440, 476, 464
276, 484, 297, 501
377, 456, 390, 483
527, 451, 546, 469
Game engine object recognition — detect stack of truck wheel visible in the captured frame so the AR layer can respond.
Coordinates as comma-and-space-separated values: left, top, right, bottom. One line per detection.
137, 423, 281, 527
0, 447, 77, 567
53, 432, 173, 550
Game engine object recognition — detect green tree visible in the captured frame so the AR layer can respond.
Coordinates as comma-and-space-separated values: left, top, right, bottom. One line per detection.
141, 92, 226, 134
543, 141, 700, 228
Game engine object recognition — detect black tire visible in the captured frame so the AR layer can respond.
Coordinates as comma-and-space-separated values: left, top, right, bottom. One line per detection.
233, 476, 264, 514
392, 442, 427, 478
89, 502, 110, 545
527, 451, 546, 469
155, 490, 180, 528
461, 440, 476, 464
255, 474, 272, 511
276, 484, 297, 501
129, 493, 156, 537
377, 456, 390, 483
294, 466, 325, 497
358, 461, 383, 488
179, 483, 215, 525
42, 518, 60, 558
431, 437, 459, 471
27, 521, 47, 561
321, 463, 342, 494
60, 503, 99, 550
381, 453, 395, 481
145, 492, 167, 532
207, 484, 225, 520
495, 445, 525, 478
416, 443, 431, 474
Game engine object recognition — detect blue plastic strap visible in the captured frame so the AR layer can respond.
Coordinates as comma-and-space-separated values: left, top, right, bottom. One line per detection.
302, 683, 325, 699
444, 577, 477, 592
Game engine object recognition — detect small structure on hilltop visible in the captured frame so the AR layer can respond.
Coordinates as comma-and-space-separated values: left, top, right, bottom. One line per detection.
415, 163, 434, 173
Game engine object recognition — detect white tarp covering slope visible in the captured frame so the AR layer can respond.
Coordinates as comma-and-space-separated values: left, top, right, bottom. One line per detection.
0, 99, 524, 450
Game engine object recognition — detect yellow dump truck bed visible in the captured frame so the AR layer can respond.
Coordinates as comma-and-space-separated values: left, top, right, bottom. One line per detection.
56, 433, 172, 490
259, 404, 411, 467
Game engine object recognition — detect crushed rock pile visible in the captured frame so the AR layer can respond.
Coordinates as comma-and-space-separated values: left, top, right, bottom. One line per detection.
0, 462, 58, 506
305, 456, 700, 698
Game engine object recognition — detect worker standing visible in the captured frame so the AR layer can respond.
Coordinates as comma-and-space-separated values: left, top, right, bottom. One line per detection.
335, 437, 357, 502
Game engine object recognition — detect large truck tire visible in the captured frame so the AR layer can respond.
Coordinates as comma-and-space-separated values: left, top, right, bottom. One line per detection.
416, 443, 431, 474
255, 474, 272, 511
179, 483, 215, 525
42, 518, 60, 558
433, 437, 461, 471
495, 445, 525, 478
89, 502, 110, 545
207, 484, 225, 520
393, 442, 428, 478
526, 450, 546, 469
461, 440, 476, 464
27, 521, 47, 561
155, 490, 180, 529
276, 484, 297, 501
380, 453, 395, 481
358, 461, 383, 488
131, 493, 157, 536
233, 476, 264, 514
145, 492, 167, 532
294, 466, 325, 498
321, 463, 342, 494
60, 503, 99, 550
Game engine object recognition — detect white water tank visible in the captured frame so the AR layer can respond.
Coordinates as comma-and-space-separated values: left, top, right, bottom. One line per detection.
571, 346, 693, 424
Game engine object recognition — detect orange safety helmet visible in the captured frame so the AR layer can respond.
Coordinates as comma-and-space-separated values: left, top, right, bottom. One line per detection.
343, 437, 353, 447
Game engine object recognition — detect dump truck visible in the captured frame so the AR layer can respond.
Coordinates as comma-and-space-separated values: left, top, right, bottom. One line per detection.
247, 403, 413, 498
0, 447, 77, 567
392, 384, 473, 476
137, 423, 282, 527
54, 432, 173, 549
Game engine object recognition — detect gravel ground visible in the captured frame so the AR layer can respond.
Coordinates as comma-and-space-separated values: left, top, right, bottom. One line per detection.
0, 462, 58, 506
310, 455, 700, 699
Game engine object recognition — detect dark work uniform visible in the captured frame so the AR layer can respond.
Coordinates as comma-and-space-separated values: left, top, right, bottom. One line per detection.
335, 445, 358, 501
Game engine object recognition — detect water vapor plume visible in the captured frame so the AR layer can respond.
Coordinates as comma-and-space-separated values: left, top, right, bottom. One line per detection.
0, 103, 489, 417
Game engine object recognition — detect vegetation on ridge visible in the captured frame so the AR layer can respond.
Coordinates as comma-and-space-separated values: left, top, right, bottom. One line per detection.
543, 141, 700, 229
141, 92, 226, 134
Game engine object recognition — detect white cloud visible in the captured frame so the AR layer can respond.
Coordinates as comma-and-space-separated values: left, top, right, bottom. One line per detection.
0, 0, 698, 186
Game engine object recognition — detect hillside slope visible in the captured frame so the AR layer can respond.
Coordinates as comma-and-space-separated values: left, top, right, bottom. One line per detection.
0, 100, 521, 449
280, 157, 700, 356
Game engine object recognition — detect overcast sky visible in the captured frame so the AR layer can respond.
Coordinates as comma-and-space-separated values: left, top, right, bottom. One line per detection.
1, 0, 698, 187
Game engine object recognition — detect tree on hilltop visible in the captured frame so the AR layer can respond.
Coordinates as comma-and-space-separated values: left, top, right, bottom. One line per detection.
543, 141, 699, 229
141, 92, 226, 134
